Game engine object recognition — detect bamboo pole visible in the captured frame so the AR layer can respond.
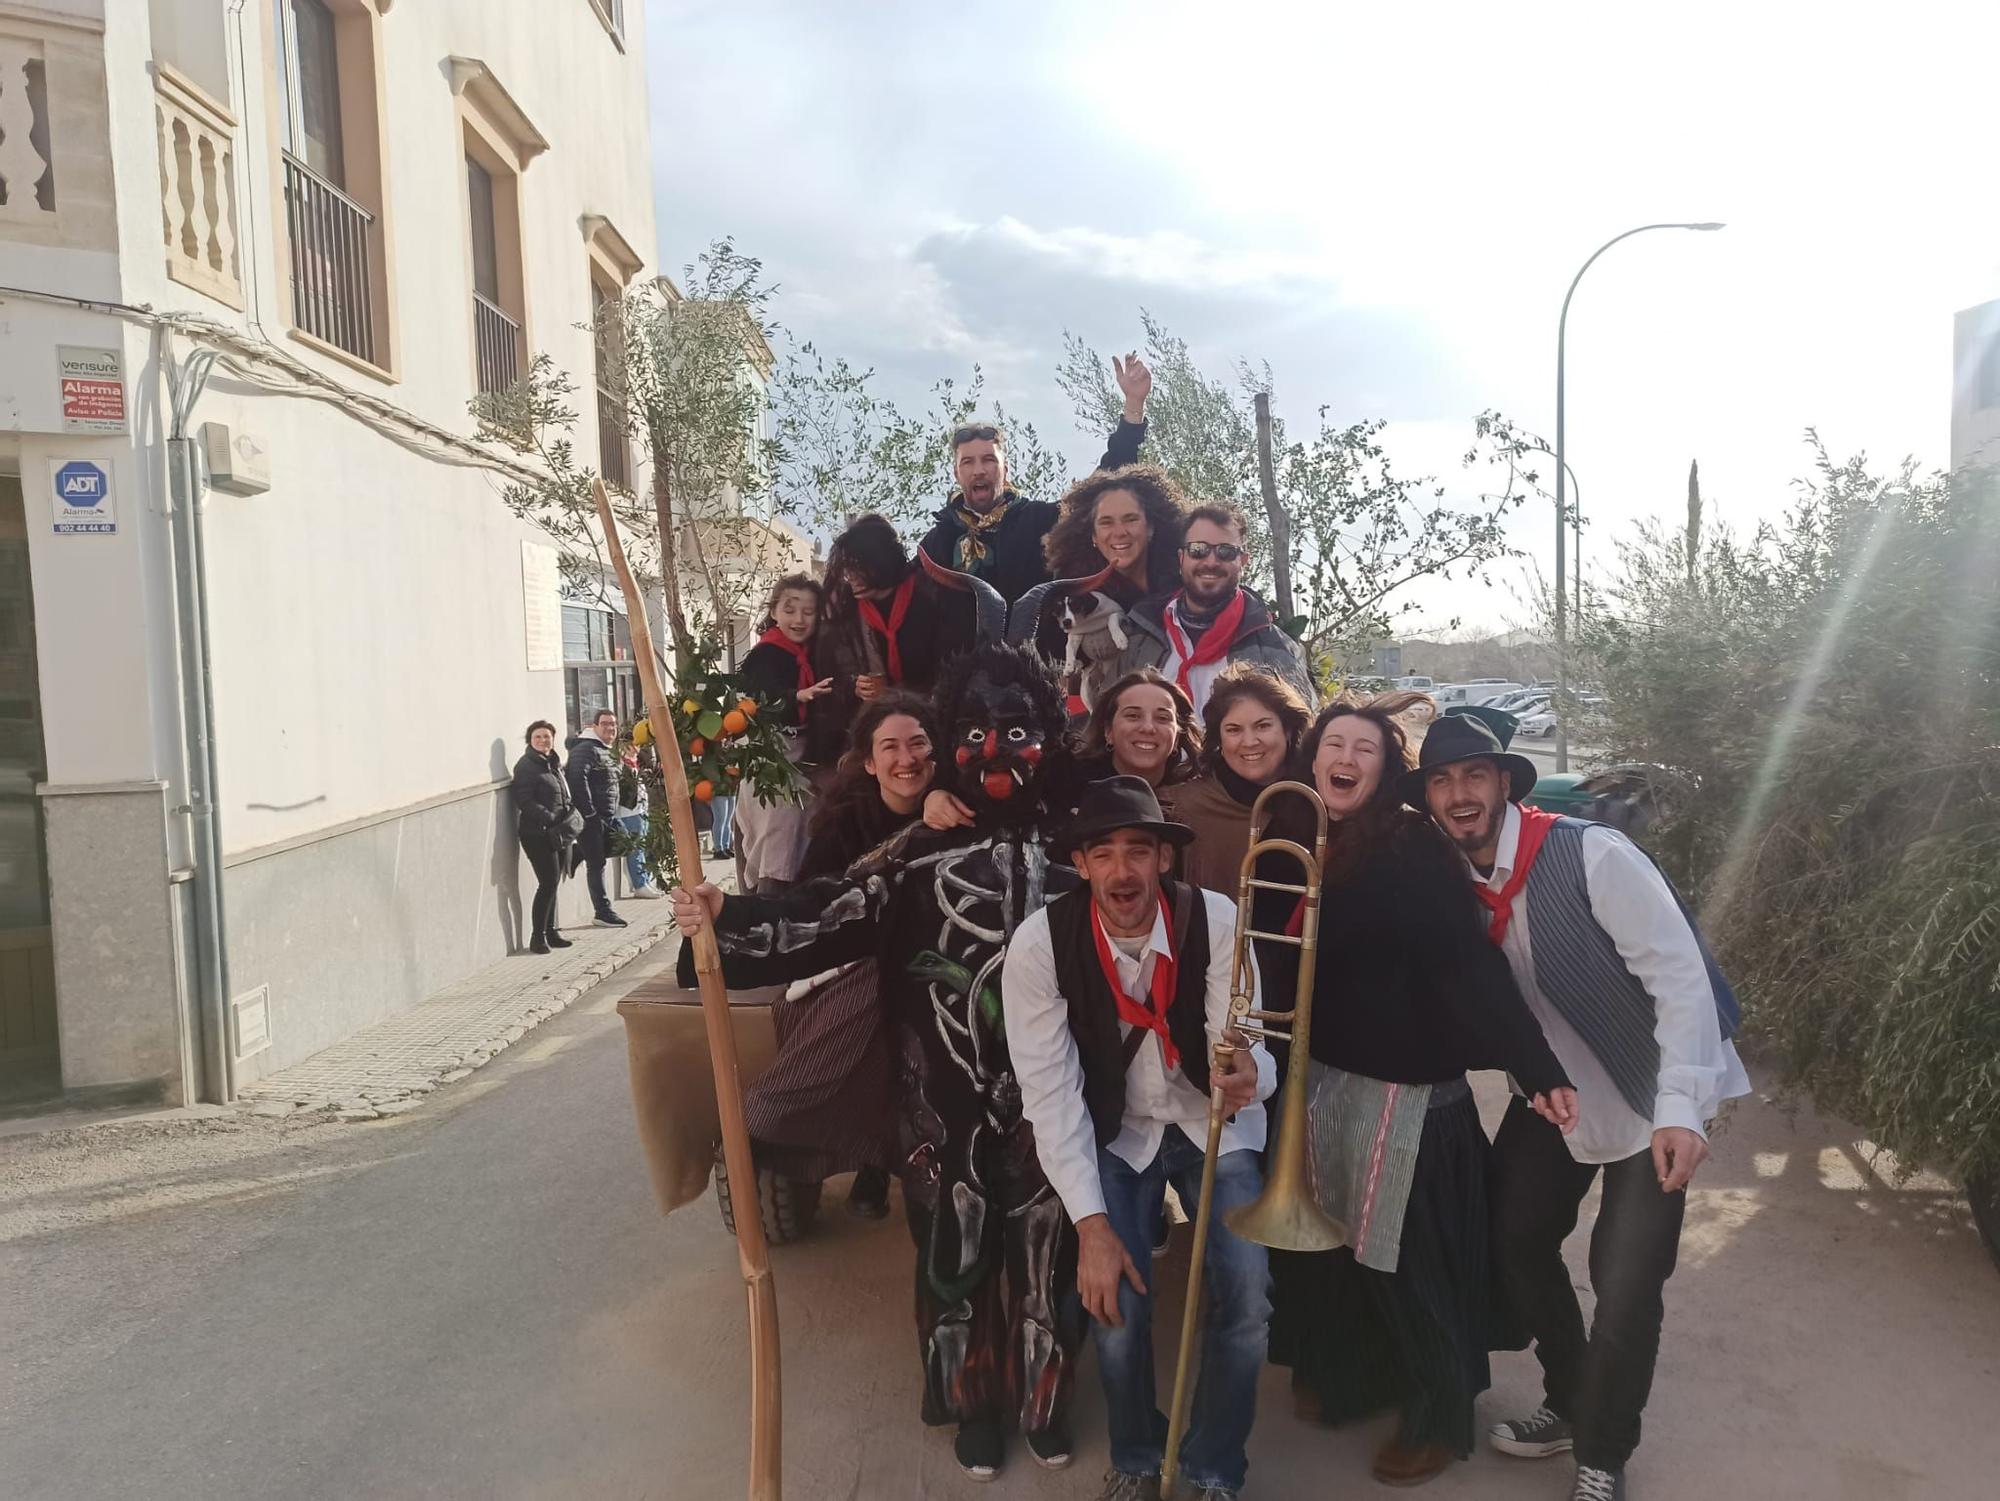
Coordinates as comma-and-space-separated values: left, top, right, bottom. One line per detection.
591, 479, 781, 1500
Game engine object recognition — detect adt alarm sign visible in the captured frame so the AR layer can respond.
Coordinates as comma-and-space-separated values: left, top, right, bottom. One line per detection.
52, 458, 117, 535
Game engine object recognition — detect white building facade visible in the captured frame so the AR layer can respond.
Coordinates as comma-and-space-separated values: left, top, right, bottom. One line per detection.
1952, 299, 2000, 475
0, 0, 734, 1107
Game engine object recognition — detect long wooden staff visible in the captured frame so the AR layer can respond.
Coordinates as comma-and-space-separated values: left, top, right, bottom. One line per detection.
591, 480, 781, 1500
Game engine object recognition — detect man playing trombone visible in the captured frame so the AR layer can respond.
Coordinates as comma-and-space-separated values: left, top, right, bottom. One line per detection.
1002, 776, 1273, 1501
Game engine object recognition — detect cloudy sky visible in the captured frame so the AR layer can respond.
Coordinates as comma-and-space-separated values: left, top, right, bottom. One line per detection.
645, 0, 2000, 632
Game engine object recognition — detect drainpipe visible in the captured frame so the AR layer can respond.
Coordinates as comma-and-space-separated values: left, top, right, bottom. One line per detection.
165, 348, 234, 1103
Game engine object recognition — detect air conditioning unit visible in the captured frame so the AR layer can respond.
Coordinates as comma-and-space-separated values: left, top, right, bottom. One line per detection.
200, 422, 272, 496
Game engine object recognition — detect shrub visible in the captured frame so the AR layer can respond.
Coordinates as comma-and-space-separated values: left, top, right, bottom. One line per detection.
1577, 440, 2000, 1184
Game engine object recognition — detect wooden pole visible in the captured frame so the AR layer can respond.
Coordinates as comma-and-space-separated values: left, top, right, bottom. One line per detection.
1253, 391, 1294, 624
592, 479, 781, 1501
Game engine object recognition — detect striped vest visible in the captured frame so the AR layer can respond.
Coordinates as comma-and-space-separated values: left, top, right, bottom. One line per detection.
1520, 818, 1735, 1119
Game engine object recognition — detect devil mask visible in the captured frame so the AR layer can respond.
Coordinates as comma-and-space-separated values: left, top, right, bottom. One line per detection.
934, 643, 1071, 821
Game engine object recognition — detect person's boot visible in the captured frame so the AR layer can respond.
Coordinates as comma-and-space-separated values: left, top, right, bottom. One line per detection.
1372, 1427, 1455, 1487
846, 1166, 891, 1219
545, 927, 574, 949
528, 927, 551, 956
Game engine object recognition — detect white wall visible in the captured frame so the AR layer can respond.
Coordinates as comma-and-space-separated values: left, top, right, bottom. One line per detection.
136, 0, 658, 851
1952, 300, 2000, 475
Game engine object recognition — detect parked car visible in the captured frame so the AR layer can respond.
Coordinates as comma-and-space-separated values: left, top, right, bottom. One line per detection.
1486, 689, 1548, 714
1470, 683, 1525, 706
1520, 706, 1559, 737
1392, 675, 1434, 690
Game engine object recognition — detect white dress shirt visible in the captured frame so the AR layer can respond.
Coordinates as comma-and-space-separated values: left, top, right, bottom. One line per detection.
1474, 801, 1751, 1165
1002, 887, 1277, 1224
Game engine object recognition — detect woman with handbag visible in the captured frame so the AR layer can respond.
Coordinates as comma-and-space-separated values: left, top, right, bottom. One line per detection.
512, 719, 580, 955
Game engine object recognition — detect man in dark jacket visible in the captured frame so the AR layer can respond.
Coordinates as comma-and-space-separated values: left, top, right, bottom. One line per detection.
565, 708, 625, 929
917, 354, 1154, 606
1108, 502, 1316, 719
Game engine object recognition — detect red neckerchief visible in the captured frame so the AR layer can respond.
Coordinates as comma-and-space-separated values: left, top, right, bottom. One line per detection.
1161, 590, 1249, 697
757, 625, 814, 691
1091, 893, 1180, 1071
1474, 804, 1560, 943
856, 573, 918, 683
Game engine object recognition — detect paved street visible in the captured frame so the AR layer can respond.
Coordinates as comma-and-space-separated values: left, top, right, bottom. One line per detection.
3, 941, 1997, 1501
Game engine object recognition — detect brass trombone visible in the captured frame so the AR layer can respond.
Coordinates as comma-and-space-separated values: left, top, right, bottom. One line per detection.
1161, 781, 1348, 1498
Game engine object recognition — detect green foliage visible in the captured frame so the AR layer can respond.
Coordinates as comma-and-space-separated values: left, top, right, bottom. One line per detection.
770, 347, 1066, 544
473, 352, 660, 595
623, 634, 808, 888
1577, 440, 2000, 1183
1056, 311, 1536, 663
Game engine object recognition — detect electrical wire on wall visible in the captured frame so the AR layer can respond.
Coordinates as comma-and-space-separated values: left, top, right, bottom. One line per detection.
0, 283, 548, 486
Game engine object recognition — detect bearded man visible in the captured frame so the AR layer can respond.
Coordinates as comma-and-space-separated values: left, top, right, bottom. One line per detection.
1410, 713, 1748, 1501
916, 354, 1153, 606
672, 644, 1089, 1483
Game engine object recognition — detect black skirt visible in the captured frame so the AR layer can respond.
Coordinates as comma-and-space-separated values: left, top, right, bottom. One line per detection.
741, 960, 894, 1181
1268, 1089, 1503, 1455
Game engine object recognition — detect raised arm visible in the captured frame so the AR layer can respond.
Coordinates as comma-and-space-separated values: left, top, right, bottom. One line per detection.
1096, 353, 1152, 471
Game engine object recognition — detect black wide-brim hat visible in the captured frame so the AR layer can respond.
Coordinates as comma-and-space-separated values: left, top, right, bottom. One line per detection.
1064, 774, 1196, 850
1396, 713, 1539, 810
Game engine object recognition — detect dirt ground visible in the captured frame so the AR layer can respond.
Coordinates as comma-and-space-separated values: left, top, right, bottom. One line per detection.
3, 946, 1996, 1500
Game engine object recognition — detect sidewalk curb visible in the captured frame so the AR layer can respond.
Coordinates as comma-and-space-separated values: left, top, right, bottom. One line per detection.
235, 922, 678, 1123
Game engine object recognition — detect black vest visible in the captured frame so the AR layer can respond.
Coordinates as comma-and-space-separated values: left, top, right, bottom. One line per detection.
1045, 879, 1214, 1148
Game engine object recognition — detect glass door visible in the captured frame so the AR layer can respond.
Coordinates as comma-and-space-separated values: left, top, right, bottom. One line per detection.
0, 475, 56, 1105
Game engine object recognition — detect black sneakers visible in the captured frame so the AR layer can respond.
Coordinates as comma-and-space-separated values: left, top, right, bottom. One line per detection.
593, 911, 628, 928
1025, 1420, 1072, 1470
954, 1418, 1004, 1482
546, 931, 574, 949
1490, 1405, 1575, 1458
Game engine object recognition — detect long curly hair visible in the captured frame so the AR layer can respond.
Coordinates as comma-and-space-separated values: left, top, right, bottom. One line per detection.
1041, 463, 1190, 589
808, 690, 940, 838
930, 642, 1075, 800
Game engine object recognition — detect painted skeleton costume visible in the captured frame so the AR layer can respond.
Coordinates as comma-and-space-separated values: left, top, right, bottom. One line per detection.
684, 642, 1088, 1436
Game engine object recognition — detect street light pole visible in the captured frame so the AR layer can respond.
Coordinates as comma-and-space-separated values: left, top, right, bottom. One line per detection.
1554, 220, 1723, 772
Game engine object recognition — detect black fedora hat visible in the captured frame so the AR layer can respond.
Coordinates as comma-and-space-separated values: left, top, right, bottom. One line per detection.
1065, 775, 1196, 850
1396, 713, 1539, 809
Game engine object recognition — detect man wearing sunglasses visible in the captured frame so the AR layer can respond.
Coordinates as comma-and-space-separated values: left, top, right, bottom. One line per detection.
1111, 504, 1315, 719
917, 354, 1154, 606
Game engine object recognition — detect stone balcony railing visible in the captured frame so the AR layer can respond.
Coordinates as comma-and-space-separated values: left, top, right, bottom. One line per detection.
0, 30, 56, 223
154, 63, 242, 308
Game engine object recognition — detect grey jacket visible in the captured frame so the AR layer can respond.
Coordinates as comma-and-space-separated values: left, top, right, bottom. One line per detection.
1110, 587, 1317, 708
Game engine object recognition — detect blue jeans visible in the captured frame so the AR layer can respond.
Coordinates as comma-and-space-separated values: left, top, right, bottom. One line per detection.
1093, 1133, 1271, 1492
710, 794, 737, 854
615, 812, 650, 890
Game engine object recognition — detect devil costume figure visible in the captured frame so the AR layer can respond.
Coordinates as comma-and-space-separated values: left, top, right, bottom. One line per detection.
677, 643, 1086, 1468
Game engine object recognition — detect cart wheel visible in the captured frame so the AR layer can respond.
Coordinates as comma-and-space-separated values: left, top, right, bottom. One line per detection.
715, 1153, 822, 1245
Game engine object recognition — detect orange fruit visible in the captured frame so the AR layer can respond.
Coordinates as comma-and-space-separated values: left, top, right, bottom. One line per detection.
726, 764, 741, 778
693, 779, 714, 802
681, 698, 701, 717
737, 698, 759, 719
721, 709, 749, 736
687, 736, 706, 757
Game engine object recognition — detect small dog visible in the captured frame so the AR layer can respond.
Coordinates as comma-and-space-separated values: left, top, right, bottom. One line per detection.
1061, 591, 1129, 711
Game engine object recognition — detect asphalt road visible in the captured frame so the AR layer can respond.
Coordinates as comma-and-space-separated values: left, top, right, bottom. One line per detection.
3, 945, 1997, 1500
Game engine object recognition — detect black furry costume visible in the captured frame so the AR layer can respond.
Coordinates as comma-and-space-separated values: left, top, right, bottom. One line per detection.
680, 644, 1087, 1437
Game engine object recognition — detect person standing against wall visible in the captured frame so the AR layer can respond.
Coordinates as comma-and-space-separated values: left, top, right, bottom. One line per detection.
511, 720, 578, 954
566, 707, 625, 929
